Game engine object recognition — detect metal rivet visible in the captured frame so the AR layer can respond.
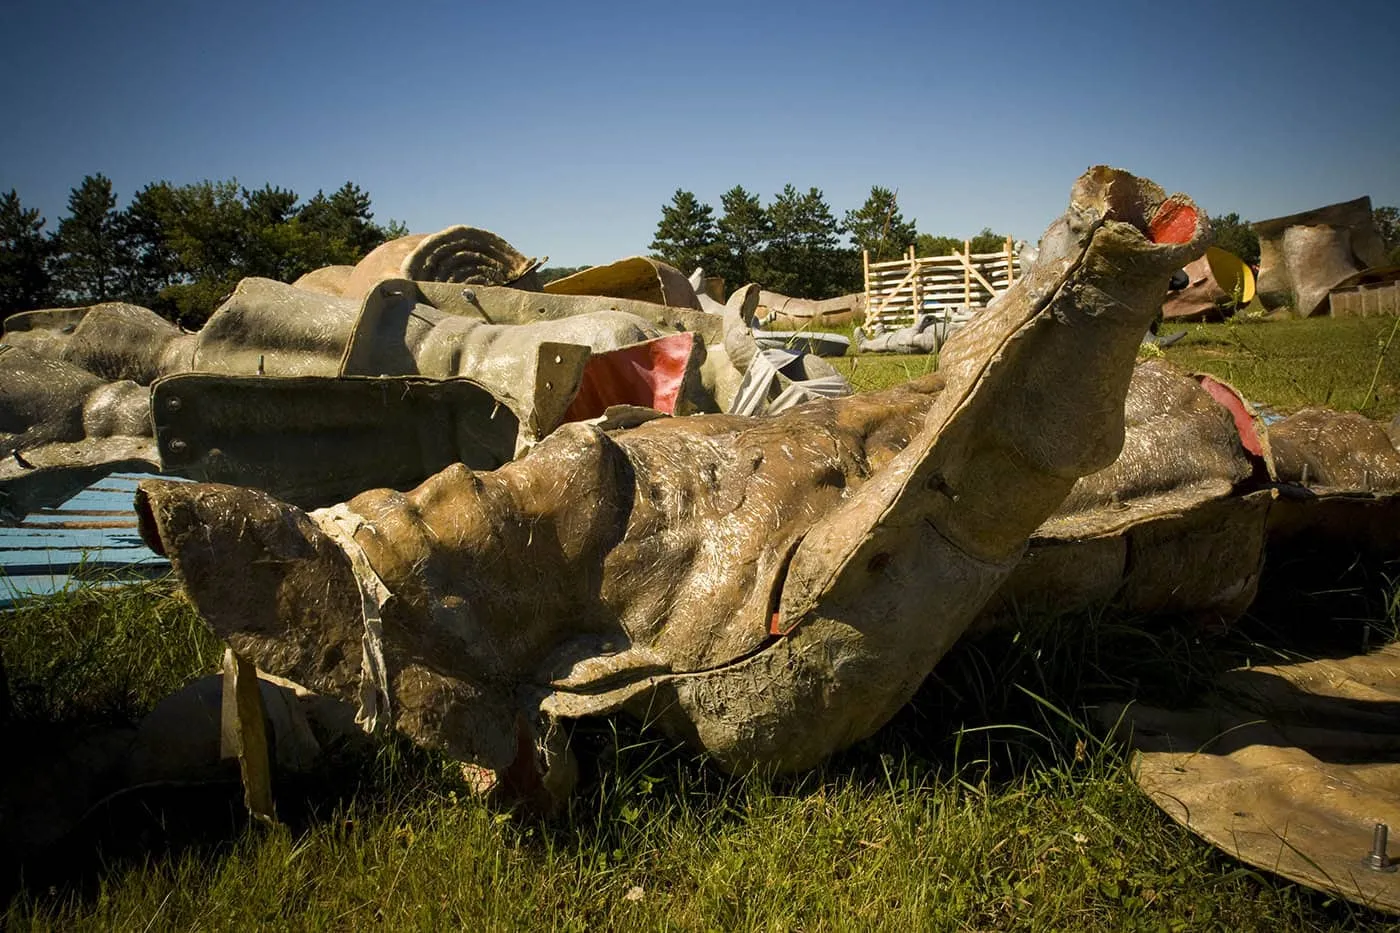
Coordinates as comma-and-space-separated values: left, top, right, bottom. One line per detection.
1366, 823, 1397, 872
167, 397, 182, 411
553, 355, 562, 365
168, 438, 187, 453
544, 381, 553, 391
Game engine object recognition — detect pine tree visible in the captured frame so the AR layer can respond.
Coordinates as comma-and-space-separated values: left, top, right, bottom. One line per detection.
714, 185, 770, 289
54, 173, 128, 303
649, 189, 720, 274
299, 181, 383, 260
0, 189, 55, 316
121, 181, 182, 307
764, 185, 855, 298
844, 186, 917, 263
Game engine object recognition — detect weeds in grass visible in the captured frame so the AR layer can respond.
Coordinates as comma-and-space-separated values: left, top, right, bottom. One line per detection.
0, 577, 219, 726
1361, 315, 1400, 415
1161, 315, 1400, 416
6, 568, 1398, 928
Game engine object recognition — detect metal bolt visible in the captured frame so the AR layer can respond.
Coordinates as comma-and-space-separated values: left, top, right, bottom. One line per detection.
167, 397, 182, 411
461, 288, 477, 304
168, 438, 187, 453
1366, 823, 1397, 872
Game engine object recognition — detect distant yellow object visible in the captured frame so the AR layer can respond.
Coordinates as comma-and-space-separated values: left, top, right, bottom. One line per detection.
1204, 245, 1256, 305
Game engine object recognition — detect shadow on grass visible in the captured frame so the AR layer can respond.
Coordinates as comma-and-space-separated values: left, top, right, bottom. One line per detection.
4, 552, 1399, 927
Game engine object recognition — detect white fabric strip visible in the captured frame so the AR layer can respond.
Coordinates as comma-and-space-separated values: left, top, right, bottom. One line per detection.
308, 502, 393, 733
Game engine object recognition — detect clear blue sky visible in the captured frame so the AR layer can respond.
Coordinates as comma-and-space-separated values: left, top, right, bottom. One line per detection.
3, 0, 1397, 266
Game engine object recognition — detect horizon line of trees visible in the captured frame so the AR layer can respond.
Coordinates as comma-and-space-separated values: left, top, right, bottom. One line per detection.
0, 175, 405, 326
652, 187, 1400, 301
7, 176, 1397, 326
648, 184, 1013, 301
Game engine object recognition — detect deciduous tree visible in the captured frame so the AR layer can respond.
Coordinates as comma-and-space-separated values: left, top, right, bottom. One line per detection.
1373, 206, 1400, 265
1209, 212, 1261, 265
968, 227, 1010, 255
914, 233, 964, 257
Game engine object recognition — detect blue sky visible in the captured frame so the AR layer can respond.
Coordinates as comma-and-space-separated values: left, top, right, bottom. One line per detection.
3, 0, 1397, 266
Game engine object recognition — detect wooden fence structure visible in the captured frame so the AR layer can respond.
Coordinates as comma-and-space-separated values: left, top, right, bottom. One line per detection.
1328, 279, 1400, 317
862, 239, 1021, 332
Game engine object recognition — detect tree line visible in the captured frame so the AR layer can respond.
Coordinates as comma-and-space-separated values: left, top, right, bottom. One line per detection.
0, 175, 404, 326
649, 185, 1012, 300
653, 187, 1400, 301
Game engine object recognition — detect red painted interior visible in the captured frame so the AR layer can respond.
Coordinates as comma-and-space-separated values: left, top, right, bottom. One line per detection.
1198, 375, 1264, 457
1147, 197, 1199, 245
562, 332, 697, 422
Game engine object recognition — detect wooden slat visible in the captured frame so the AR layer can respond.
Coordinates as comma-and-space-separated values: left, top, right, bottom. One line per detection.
863, 247, 1021, 331
18, 520, 140, 530
0, 471, 172, 603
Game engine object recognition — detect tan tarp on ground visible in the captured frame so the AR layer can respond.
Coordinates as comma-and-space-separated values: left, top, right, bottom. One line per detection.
1096, 411, 1400, 914
754, 291, 866, 329
1107, 637, 1400, 915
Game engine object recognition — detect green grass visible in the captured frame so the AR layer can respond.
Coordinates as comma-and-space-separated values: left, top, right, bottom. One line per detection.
1158, 315, 1400, 417
7, 579, 1395, 930
830, 352, 939, 394
827, 314, 1400, 413
4, 315, 1400, 929
1, 578, 221, 727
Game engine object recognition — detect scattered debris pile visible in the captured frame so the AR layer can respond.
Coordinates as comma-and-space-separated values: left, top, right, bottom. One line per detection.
0, 244, 850, 520
1254, 195, 1389, 317
132, 166, 1215, 800
4, 168, 1400, 914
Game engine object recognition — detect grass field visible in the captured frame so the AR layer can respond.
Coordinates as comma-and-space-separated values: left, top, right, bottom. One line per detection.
830, 314, 1400, 417
1160, 315, 1400, 418
4, 316, 1400, 930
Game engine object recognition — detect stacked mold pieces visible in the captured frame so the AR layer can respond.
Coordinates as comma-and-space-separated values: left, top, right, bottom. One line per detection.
0, 230, 851, 521
1253, 196, 1389, 317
